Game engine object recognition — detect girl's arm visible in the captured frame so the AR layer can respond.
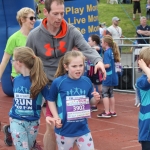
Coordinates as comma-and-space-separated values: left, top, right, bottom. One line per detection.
48, 101, 59, 118
47, 101, 62, 128
93, 46, 100, 51
90, 88, 100, 105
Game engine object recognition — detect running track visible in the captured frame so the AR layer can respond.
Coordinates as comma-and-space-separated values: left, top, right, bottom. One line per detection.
0, 84, 141, 150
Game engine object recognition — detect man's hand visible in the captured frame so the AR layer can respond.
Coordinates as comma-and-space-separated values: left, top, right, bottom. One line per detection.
94, 61, 106, 80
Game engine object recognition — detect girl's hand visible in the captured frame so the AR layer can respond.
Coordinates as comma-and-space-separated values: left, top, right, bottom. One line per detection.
91, 88, 100, 103
55, 118, 62, 128
46, 116, 56, 125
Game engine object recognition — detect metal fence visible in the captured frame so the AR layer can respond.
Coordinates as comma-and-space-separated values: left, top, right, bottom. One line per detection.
114, 37, 150, 93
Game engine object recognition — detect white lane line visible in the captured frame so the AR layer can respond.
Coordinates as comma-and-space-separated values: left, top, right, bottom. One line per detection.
121, 144, 140, 149
92, 128, 115, 133
115, 104, 139, 108
90, 118, 138, 129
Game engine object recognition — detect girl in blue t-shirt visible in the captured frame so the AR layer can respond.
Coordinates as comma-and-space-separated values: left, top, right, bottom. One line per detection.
87, 34, 103, 112
46, 51, 100, 150
97, 35, 121, 118
9, 47, 55, 150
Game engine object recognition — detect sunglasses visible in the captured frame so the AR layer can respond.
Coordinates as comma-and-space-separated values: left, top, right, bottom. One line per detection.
11, 59, 16, 63
25, 16, 36, 21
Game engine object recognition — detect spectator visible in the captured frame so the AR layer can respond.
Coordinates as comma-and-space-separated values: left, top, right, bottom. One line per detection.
146, 0, 150, 20
107, 17, 122, 55
136, 16, 150, 52
0, 7, 42, 149
132, 0, 141, 20
99, 22, 106, 39
26, 0, 106, 149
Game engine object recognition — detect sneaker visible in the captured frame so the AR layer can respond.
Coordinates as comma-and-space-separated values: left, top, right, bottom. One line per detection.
97, 112, 111, 118
3, 125, 13, 146
91, 106, 98, 112
135, 102, 140, 107
110, 112, 117, 117
136, 103, 140, 107
32, 141, 43, 150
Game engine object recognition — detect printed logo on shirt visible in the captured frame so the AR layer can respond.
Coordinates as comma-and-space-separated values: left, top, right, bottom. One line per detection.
66, 87, 86, 96
44, 41, 67, 56
14, 86, 34, 116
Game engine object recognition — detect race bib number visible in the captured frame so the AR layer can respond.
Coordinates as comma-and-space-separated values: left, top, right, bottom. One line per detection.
66, 96, 91, 120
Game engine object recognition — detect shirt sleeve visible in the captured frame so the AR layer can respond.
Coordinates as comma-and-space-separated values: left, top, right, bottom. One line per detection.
47, 80, 59, 102
136, 76, 150, 90
5, 36, 16, 55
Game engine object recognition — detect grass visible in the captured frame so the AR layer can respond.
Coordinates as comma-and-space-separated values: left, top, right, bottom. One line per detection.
98, 0, 147, 42
36, 0, 148, 52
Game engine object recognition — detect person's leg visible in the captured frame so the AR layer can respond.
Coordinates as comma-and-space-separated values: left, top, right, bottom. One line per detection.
55, 133, 75, 150
137, 2, 141, 18
10, 118, 36, 150
133, 2, 136, 20
141, 141, 150, 150
109, 87, 117, 116
97, 86, 111, 118
26, 120, 40, 149
43, 101, 56, 150
76, 133, 94, 150
43, 122, 56, 150
3, 124, 12, 146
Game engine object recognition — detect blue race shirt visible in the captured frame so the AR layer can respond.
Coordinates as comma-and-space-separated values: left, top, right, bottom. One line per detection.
136, 74, 150, 141
48, 74, 94, 137
102, 48, 118, 86
9, 75, 50, 121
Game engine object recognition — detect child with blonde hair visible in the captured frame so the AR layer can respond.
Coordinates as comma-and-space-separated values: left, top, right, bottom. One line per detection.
97, 35, 120, 118
9, 47, 55, 150
136, 47, 150, 150
46, 50, 100, 150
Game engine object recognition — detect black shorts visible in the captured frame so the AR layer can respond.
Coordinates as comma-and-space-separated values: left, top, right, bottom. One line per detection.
141, 141, 150, 150
87, 70, 102, 85
133, 1, 141, 14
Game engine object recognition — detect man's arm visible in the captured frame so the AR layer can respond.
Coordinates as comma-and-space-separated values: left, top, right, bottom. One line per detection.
137, 30, 150, 36
72, 27, 106, 79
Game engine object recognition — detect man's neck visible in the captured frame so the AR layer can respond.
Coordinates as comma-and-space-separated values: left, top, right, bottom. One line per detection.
113, 24, 118, 28
47, 24, 60, 36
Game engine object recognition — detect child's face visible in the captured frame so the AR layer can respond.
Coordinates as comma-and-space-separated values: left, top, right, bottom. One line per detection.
64, 56, 84, 79
88, 37, 95, 47
101, 39, 107, 50
11, 58, 20, 74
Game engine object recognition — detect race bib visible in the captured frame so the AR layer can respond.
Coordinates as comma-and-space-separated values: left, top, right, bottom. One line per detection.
66, 96, 91, 120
